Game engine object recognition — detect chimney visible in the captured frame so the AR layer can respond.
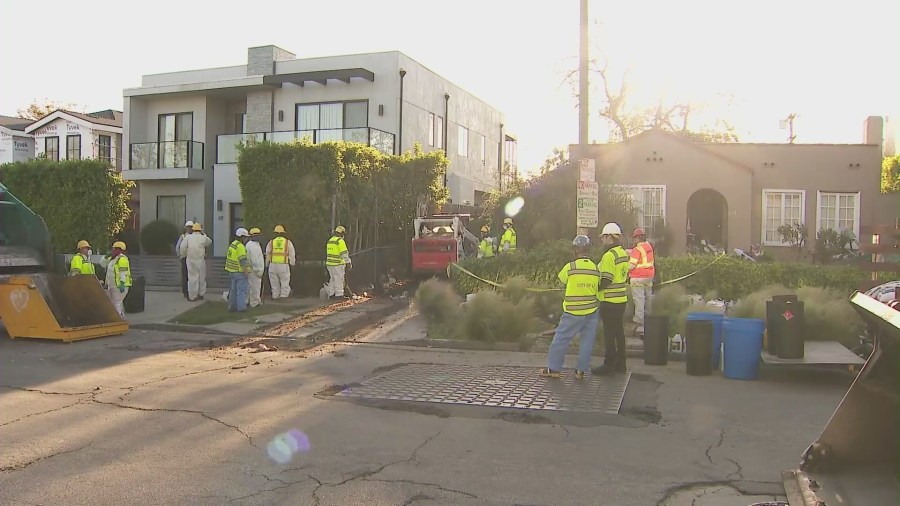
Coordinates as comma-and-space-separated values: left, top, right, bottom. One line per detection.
863, 116, 884, 149
247, 45, 295, 76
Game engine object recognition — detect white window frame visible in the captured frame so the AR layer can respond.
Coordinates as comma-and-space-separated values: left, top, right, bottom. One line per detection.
457, 125, 468, 157
479, 133, 486, 164
427, 113, 435, 147
617, 184, 667, 239
761, 189, 806, 246
816, 191, 860, 240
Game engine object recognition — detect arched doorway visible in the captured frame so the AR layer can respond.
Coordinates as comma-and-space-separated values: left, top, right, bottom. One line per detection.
687, 189, 728, 250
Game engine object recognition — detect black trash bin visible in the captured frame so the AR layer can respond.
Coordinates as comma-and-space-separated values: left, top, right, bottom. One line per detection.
765, 300, 781, 355
124, 276, 146, 314
685, 319, 714, 376
776, 300, 805, 359
644, 315, 669, 365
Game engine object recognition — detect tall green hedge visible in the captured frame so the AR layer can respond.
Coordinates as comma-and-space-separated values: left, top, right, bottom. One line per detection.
238, 141, 448, 261
0, 159, 134, 253
450, 240, 873, 300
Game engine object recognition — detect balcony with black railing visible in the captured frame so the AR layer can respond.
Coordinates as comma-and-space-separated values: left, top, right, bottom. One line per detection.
216, 128, 395, 164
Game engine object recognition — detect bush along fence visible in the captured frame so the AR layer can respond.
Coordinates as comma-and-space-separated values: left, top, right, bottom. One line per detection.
449, 240, 874, 301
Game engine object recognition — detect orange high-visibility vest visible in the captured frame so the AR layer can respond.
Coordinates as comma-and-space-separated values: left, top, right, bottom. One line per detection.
629, 241, 655, 279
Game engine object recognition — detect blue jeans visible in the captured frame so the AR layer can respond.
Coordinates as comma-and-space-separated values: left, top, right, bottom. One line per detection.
229, 272, 249, 311
547, 311, 600, 372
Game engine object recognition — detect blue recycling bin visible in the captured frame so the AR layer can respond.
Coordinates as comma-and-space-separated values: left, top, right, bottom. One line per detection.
687, 312, 725, 369
723, 317, 765, 380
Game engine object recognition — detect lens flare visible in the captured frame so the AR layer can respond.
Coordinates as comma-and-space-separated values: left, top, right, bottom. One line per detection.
267, 429, 311, 464
504, 197, 525, 217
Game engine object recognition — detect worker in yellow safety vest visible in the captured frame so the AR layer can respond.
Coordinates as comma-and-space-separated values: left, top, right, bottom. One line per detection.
477, 226, 495, 259
592, 223, 630, 376
70, 240, 96, 276
105, 241, 132, 319
225, 228, 251, 312
266, 225, 296, 300
324, 225, 351, 300
500, 217, 517, 254
628, 227, 656, 337
540, 235, 600, 379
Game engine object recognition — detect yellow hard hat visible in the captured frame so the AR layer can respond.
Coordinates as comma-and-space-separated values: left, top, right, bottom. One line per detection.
77, 240, 91, 250
249, 227, 261, 235
274, 225, 286, 234
480, 226, 490, 233
503, 217, 513, 225
113, 241, 126, 250
192, 223, 202, 231
335, 225, 346, 234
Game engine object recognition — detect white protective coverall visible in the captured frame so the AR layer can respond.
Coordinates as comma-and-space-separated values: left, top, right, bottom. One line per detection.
266, 238, 296, 299
246, 239, 265, 307
179, 232, 212, 300
104, 254, 129, 318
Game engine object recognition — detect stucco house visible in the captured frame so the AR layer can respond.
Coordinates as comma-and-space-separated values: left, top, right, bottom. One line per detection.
571, 116, 898, 255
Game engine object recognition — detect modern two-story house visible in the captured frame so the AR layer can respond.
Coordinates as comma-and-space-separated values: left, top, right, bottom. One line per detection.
122, 45, 517, 255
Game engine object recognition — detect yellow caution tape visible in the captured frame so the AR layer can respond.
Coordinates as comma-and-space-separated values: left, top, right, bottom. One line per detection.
449, 253, 727, 293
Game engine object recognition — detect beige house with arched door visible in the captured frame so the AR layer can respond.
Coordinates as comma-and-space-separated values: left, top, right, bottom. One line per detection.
571, 117, 897, 255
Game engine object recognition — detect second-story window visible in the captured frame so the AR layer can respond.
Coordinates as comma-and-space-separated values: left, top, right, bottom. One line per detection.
158, 113, 193, 168
45, 137, 59, 161
66, 135, 81, 160
97, 135, 112, 162
457, 125, 468, 157
428, 113, 435, 147
296, 101, 368, 143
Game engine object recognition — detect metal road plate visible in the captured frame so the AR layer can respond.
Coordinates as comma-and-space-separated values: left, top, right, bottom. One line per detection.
336, 364, 631, 414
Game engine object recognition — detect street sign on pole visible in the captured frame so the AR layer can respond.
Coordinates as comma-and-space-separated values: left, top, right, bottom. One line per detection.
576, 180, 599, 228
579, 158, 596, 182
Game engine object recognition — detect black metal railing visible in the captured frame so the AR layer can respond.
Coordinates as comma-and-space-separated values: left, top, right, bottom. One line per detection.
130, 140, 204, 170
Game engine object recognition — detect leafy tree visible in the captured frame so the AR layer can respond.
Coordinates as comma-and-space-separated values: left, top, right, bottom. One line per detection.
539, 147, 569, 175
882, 155, 900, 193
16, 99, 83, 120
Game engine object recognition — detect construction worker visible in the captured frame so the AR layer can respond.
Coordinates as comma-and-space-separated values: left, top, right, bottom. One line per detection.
477, 226, 495, 259
592, 223, 631, 376
629, 227, 656, 336
175, 220, 193, 299
247, 228, 265, 307
500, 217, 517, 254
266, 225, 296, 299
179, 222, 212, 301
325, 225, 351, 299
69, 240, 96, 276
105, 241, 132, 319
225, 228, 251, 312
540, 235, 600, 379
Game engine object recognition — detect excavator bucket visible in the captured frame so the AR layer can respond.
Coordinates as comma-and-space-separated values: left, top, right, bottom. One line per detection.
0, 273, 129, 342
782, 291, 899, 505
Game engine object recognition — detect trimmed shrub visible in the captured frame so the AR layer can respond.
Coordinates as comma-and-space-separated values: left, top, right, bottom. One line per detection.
414, 278, 463, 339
141, 220, 181, 255
0, 159, 133, 253
460, 290, 537, 344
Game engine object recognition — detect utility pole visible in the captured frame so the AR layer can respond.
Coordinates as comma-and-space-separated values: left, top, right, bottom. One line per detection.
579, 0, 589, 149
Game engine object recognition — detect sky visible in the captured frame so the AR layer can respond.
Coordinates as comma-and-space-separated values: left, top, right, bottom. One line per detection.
2, 0, 898, 174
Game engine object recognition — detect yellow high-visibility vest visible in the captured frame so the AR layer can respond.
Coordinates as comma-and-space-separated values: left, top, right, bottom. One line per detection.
271, 237, 288, 264
70, 254, 96, 275
501, 227, 517, 253
326, 236, 348, 266
558, 258, 600, 315
113, 255, 132, 287
225, 241, 247, 273
598, 246, 629, 303
479, 239, 494, 258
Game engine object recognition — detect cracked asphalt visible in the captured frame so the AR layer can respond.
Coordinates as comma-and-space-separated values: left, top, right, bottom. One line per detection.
0, 314, 852, 505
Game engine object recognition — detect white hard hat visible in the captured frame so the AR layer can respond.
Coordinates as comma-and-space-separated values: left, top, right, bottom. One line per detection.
600, 223, 622, 235
235, 227, 250, 237
185, 220, 194, 227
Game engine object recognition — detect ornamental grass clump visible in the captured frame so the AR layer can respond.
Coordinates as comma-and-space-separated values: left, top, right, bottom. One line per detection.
460, 290, 537, 344
414, 278, 463, 340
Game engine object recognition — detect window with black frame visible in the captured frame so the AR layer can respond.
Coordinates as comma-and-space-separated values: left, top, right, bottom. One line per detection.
45, 137, 59, 161
66, 135, 81, 160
